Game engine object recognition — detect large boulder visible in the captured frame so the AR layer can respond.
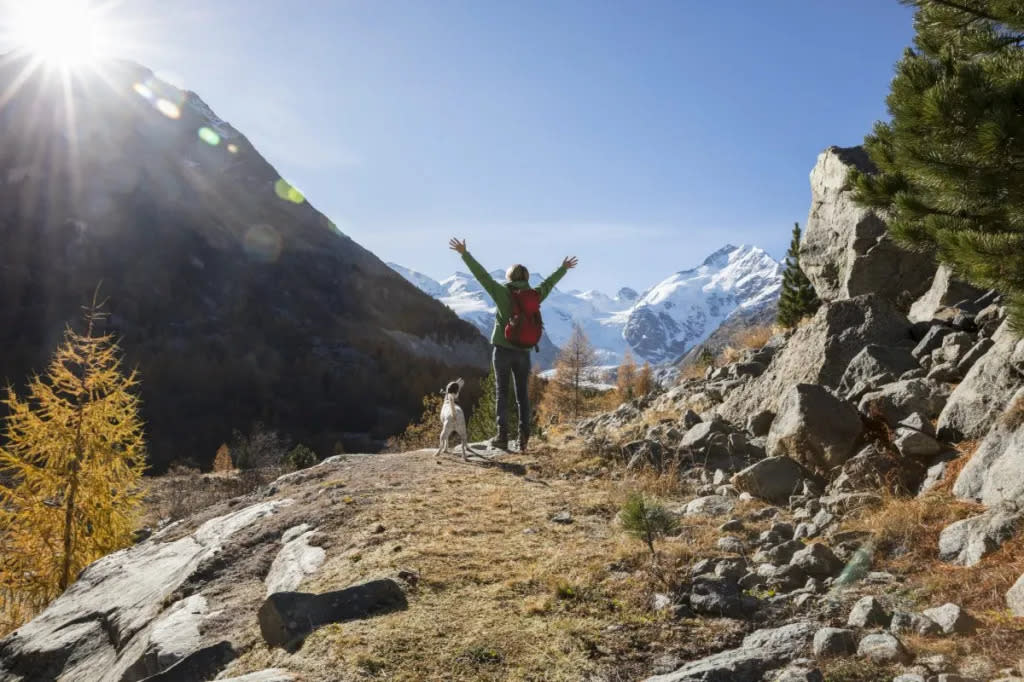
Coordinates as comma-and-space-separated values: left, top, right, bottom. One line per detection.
1008, 573, 1024, 617
952, 386, 1024, 505
908, 265, 986, 323
731, 457, 812, 505
937, 321, 1024, 442
858, 379, 950, 427
800, 146, 935, 304
766, 384, 863, 476
718, 296, 912, 424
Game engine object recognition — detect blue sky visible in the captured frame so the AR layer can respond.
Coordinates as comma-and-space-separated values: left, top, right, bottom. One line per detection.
28, 1, 917, 292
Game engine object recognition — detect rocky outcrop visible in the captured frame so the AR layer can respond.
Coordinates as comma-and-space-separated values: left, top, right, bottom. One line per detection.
938, 502, 1024, 566
937, 321, 1024, 442
858, 379, 950, 427
718, 295, 911, 424
838, 345, 919, 398
0, 499, 293, 682
952, 387, 1024, 505
766, 384, 863, 476
800, 146, 935, 304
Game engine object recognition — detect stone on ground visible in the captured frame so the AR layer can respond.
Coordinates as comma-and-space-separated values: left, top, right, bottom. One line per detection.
766, 384, 863, 475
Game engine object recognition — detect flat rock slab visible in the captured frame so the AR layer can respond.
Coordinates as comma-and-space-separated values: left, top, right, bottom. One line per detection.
137, 641, 235, 682
258, 579, 408, 648
218, 671, 296, 682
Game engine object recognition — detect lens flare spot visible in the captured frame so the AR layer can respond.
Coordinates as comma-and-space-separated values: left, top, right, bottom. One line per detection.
243, 225, 283, 262
198, 127, 221, 146
274, 178, 305, 204
227, 144, 239, 154
132, 82, 153, 100
155, 99, 181, 119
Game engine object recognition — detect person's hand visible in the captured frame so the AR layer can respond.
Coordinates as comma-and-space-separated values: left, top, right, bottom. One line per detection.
562, 256, 578, 270
449, 238, 467, 254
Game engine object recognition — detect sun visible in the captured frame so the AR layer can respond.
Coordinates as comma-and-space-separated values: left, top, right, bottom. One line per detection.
5, 0, 110, 68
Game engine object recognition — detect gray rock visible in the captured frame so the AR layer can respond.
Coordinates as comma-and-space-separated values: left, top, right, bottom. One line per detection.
790, 543, 843, 578
771, 522, 796, 540
689, 574, 743, 617
921, 603, 975, 635
767, 564, 809, 592
894, 427, 943, 459
800, 146, 935, 304
932, 331, 975, 366
909, 265, 985, 323
767, 540, 807, 565
900, 368, 928, 380
719, 518, 744, 532
890, 610, 941, 636
794, 522, 819, 540
856, 633, 910, 664
683, 409, 703, 429
717, 536, 746, 554
1007, 572, 1024, 617
264, 525, 327, 596
938, 321, 1024, 442
772, 665, 824, 682
956, 337, 994, 376
812, 627, 856, 657
827, 444, 925, 495
715, 558, 748, 581
899, 411, 937, 437
747, 409, 776, 437
859, 378, 951, 426
839, 344, 920, 396
551, 511, 573, 524
847, 596, 890, 628
893, 675, 926, 682
938, 502, 1024, 566
644, 622, 816, 682
0, 499, 292, 682
258, 579, 408, 648
132, 641, 237, 682
718, 296, 912, 424
767, 384, 863, 475
927, 363, 963, 384
683, 495, 737, 517
953, 387, 1024, 506
913, 325, 955, 360
730, 457, 811, 505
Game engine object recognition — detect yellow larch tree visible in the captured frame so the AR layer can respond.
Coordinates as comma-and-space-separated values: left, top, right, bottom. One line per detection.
0, 299, 146, 629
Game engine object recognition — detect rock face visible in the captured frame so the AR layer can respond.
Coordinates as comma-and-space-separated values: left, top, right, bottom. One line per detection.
0, 55, 488, 470
937, 321, 1024, 442
952, 387, 1024, 506
264, 525, 327, 596
718, 296, 911, 424
0, 498, 293, 682
799, 146, 935, 304
909, 265, 985, 323
257, 580, 407, 648
838, 345, 919, 397
766, 384, 863, 476
858, 379, 950, 427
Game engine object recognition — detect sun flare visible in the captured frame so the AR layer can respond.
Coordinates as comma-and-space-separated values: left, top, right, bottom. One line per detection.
5, 0, 110, 68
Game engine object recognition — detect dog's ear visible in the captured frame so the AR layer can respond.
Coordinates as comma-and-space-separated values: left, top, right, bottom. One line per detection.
457, 377, 465, 388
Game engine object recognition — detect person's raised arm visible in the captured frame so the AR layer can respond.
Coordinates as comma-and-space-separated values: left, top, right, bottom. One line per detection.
449, 238, 504, 304
537, 256, 578, 301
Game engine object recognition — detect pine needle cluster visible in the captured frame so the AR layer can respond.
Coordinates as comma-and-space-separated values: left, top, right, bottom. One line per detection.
618, 492, 679, 557
850, 0, 1024, 328
0, 301, 146, 630
777, 222, 821, 328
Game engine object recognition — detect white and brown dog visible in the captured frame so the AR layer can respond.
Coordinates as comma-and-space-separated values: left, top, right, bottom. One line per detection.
436, 378, 469, 460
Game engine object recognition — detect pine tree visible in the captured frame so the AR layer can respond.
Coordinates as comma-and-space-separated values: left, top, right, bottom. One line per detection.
542, 324, 598, 420
212, 444, 233, 472
616, 349, 638, 400
697, 346, 714, 368
850, 1, 1024, 328
0, 299, 146, 626
776, 222, 820, 328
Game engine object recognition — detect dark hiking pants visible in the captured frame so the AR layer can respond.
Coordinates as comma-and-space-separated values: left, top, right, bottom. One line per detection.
493, 345, 531, 442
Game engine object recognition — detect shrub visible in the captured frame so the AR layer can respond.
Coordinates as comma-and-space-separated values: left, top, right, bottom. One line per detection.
212, 444, 233, 472
284, 444, 318, 471
618, 492, 679, 557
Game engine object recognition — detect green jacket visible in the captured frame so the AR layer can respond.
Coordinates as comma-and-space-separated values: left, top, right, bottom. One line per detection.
461, 251, 568, 350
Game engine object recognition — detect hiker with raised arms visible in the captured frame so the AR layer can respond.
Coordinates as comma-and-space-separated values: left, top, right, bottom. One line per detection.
448, 237, 578, 453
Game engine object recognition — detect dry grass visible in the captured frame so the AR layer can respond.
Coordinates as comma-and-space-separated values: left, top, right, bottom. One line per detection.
836, 482, 1024, 669
218, 448, 741, 681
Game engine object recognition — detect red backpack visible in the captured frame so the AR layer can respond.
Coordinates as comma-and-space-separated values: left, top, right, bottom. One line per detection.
504, 287, 543, 350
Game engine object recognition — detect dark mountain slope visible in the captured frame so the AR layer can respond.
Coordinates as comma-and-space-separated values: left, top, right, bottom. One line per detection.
0, 54, 488, 471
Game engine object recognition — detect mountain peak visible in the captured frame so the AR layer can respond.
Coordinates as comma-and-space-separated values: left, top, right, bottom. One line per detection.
701, 244, 739, 267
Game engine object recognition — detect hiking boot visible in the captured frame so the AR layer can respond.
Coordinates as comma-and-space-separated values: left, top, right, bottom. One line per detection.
489, 437, 509, 451
518, 438, 529, 454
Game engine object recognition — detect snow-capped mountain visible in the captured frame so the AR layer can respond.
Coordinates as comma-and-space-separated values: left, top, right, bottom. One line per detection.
388, 244, 782, 367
